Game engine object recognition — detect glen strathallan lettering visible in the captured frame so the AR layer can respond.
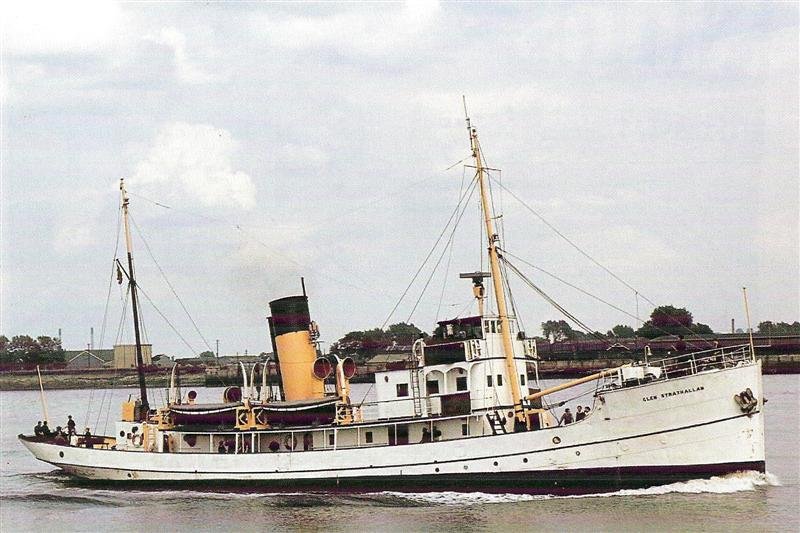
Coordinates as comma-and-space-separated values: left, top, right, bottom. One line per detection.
643, 386, 705, 402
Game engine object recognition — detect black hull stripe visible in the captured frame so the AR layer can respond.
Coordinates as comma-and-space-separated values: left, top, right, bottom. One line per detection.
41, 411, 761, 476
57, 461, 767, 494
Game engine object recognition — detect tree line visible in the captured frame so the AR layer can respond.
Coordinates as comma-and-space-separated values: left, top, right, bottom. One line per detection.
329, 322, 426, 364
0, 335, 65, 365
543, 306, 800, 342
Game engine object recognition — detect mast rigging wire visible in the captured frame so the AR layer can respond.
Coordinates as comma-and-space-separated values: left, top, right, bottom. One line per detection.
129, 214, 214, 352
405, 178, 479, 322
488, 175, 642, 296
380, 175, 479, 329
502, 257, 602, 338
129, 192, 377, 298
501, 251, 705, 349
490, 176, 711, 344
435, 165, 468, 321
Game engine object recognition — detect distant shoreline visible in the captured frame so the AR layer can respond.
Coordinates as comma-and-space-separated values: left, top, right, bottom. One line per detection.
1, 354, 797, 391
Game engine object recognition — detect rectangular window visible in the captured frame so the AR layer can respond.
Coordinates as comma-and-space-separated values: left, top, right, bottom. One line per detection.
456, 376, 468, 391
461, 423, 469, 436
487, 375, 493, 387
389, 425, 409, 446
520, 374, 526, 386
396, 383, 409, 397
365, 431, 373, 444
328, 433, 334, 446
497, 374, 503, 387
426, 380, 440, 395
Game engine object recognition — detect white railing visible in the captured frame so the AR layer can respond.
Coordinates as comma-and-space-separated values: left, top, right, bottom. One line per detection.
600, 344, 754, 390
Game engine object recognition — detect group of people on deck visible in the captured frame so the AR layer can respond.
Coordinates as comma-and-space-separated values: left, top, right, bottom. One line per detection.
34, 415, 93, 446
558, 405, 591, 426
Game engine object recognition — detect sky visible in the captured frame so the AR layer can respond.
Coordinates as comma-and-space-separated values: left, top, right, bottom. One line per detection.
1, 1, 798, 357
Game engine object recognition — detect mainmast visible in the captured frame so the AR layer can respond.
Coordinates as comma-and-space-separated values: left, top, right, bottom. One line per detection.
120, 178, 150, 417
465, 114, 525, 425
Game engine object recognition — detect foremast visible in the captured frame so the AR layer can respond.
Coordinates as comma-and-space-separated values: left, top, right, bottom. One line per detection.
466, 116, 525, 426
120, 178, 150, 417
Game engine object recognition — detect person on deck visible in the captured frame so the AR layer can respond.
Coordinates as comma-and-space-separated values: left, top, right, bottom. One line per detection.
66, 415, 76, 436
674, 335, 687, 352
84, 428, 93, 449
575, 406, 585, 422
583, 406, 591, 418
34, 421, 43, 437
41, 421, 52, 437
217, 441, 226, 453
558, 408, 573, 426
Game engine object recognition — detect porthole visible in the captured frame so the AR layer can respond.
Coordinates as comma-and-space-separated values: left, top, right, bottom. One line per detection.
435, 467, 440, 473
523, 458, 528, 463
59, 451, 64, 458
127, 473, 132, 478
384, 376, 389, 382
463, 465, 468, 470
575, 450, 581, 456
552, 436, 561, 445
119, 431, 125, 437
493, 461, 498, 466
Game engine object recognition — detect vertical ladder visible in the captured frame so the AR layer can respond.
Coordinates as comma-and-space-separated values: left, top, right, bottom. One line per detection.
409, 340, 424, 417
410, 363, 423, 417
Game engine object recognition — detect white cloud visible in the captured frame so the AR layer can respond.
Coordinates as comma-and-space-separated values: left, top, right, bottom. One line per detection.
130, 122, 256, 210
52, 188, 107, 253
1, 0, 122, 56
144, 27, 213, 84
252, 0, 440, 54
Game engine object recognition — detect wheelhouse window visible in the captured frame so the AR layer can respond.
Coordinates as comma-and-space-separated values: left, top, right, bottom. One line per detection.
487, 375, 493, 387
456, 376, 468, 391
520, 374, 526, 386
497, 374, 503, 387
426, 380, 440, 395
396, 383, 409, 397
365, 431, 373, 444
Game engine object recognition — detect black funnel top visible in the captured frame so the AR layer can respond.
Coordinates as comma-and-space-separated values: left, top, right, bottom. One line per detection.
269, 295, 311, 336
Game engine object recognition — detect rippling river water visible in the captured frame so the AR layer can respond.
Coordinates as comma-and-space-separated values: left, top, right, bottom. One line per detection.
1, 376, 797, 532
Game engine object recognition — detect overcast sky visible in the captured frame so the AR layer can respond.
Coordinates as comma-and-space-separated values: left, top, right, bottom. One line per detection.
1, 1, 797, 357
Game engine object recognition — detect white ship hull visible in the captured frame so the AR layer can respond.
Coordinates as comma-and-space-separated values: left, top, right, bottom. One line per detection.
20, 361, 765, 494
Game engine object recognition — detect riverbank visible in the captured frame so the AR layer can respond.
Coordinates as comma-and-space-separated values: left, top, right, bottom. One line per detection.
0, 371, 206, 391
1, 354, 797, 391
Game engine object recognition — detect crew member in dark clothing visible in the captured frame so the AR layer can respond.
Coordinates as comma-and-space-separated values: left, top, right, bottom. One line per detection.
66, 415, 76, 436
84, 428, 93, 449
53, 427, 67, 445
34, 421, 43, 436
559, 408, 573, 426
420, 426, 432, 443
575, 406, 585, 422
41, 421, 52, 437
674, 335, 687, 352
217, 441, 226, 453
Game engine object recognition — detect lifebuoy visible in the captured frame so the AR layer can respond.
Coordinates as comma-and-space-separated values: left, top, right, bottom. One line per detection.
283, 434, 297, 450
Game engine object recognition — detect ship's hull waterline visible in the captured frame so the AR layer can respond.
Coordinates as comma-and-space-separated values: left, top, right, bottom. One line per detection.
19, 362, 765, 493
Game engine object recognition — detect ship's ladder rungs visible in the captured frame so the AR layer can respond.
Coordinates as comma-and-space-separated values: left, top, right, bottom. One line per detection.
486, 411, 507, 435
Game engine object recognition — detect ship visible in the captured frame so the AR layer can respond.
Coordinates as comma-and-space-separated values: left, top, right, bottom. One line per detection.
19, 115, 766, 494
